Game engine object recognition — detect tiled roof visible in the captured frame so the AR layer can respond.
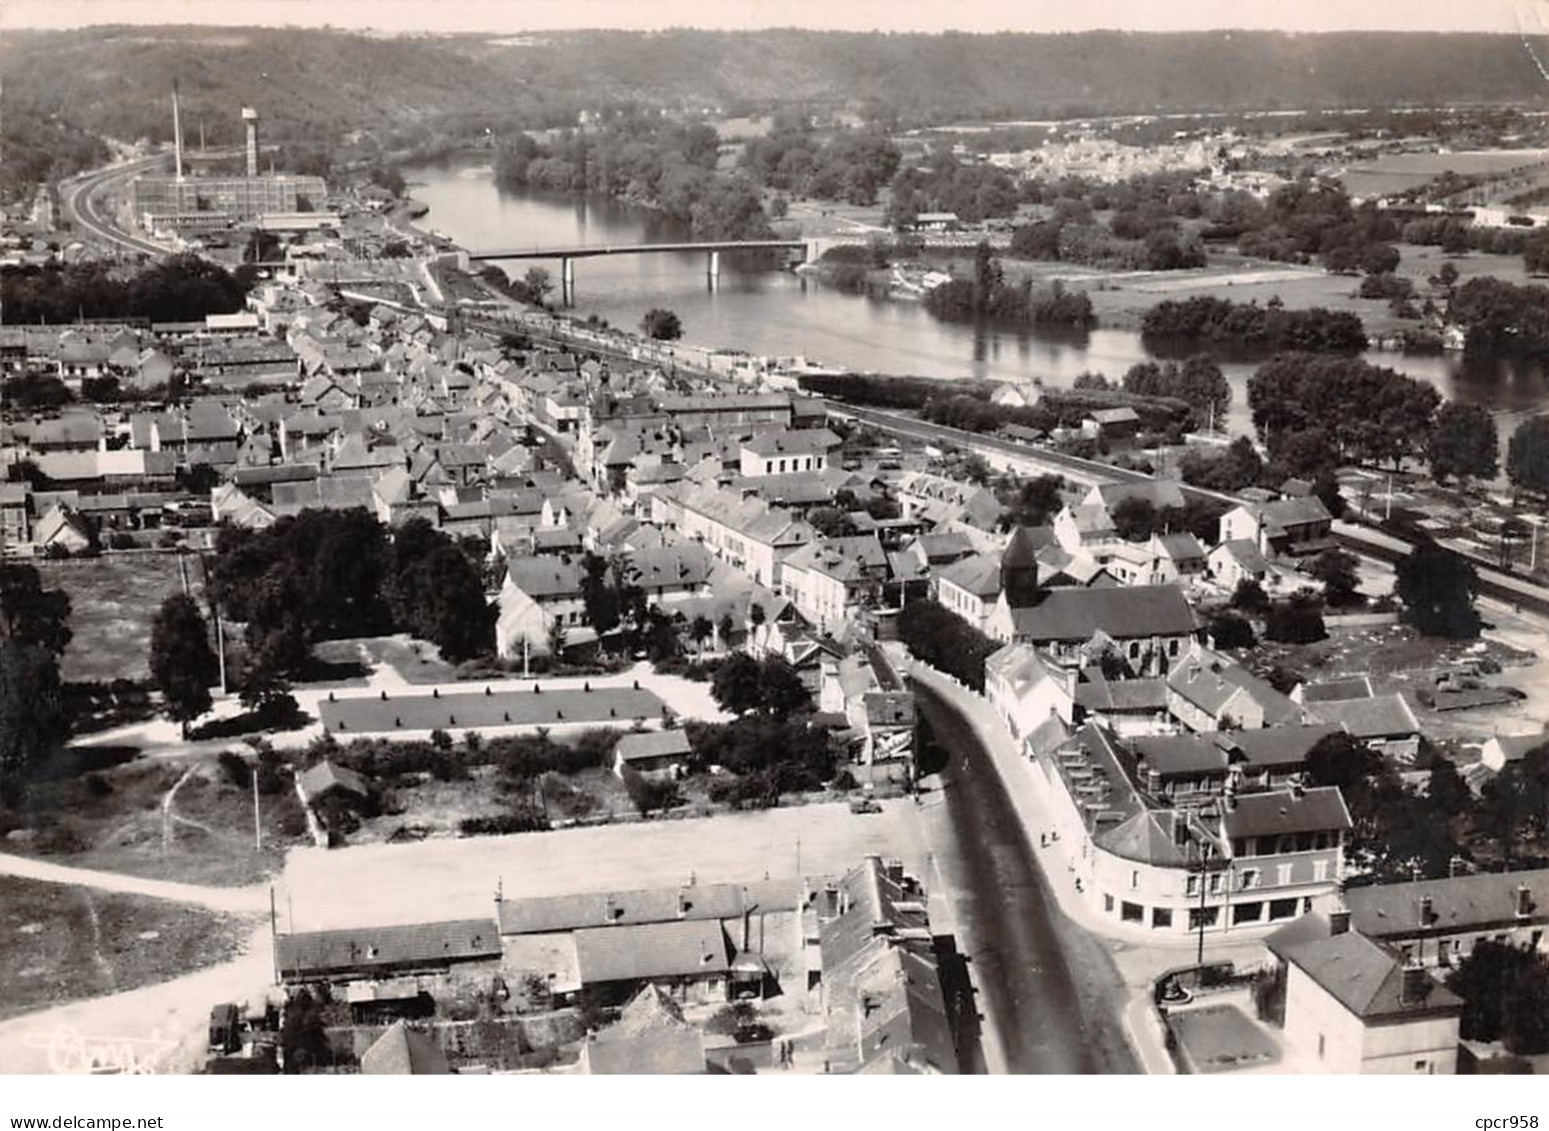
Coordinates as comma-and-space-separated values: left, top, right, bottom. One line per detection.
573, 919, 731, 984
498, 879, 797, 936
505, 555, 585, 600
320, 687, 665, 735
1221, 786, 1352, 838
584, 1030, 705, 1074
297, 760, 368, 799
360, 1022, 450, 1075
275, 918, 500, 979
1007, 585, 1199, 642
1308, 694, 1419, 739
615, 729, 694, 764
1267, 918, 1463, 1021
1344, 868, 1549, 938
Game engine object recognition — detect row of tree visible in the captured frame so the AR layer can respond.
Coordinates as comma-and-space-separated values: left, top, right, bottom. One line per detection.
0, 565, 73, 806
2, 255, 256, 326
924, 243, 1095, 328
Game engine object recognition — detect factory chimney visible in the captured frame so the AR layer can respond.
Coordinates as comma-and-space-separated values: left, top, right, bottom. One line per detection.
171, 79, 185, 181
242, 107, 259, 177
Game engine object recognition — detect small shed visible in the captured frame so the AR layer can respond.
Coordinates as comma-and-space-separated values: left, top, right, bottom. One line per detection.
614, 729, 694, 781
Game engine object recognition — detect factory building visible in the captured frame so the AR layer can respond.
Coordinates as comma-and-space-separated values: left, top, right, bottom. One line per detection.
131, 89, 328, 238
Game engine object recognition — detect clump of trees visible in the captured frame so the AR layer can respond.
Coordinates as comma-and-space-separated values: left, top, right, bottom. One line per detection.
1427, 402, 1500, 486
210, 511, 493, 698
710, 653, 811, 717
925, 243, 1095, 328
641, 308, 683, 341
1119, 355, 1231, 426
1507, 416, 1549, 498
2, 254, 255, 325
1248, 354, 1440, 470
1448, 276, 1549, 358
1142, 296, 1367, 353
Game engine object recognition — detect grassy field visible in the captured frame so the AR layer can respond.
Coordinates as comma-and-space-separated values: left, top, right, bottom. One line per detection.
0, 874, 249, 1023
38, 554, 205, 684
8, 754, 311, 887
1339, 149, 1549, 200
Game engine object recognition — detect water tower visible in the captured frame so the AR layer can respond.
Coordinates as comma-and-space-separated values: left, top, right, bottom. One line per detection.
242, 107, 260, 176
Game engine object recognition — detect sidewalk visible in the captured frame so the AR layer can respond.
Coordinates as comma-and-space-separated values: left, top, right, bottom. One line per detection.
898, 652, 1270, 1073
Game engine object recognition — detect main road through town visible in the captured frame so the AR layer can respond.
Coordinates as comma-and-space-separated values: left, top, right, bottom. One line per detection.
916, 682, 1139, 1074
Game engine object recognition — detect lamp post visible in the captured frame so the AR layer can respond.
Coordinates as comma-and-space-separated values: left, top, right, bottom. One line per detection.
1195, 839, 1211, 968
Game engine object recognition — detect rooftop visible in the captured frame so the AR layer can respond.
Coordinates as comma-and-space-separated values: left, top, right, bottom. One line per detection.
319, 686, 666, 735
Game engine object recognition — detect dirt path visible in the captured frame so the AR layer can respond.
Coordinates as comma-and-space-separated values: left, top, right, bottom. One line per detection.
0, 853, 268, 916
0, 923, 273, 1075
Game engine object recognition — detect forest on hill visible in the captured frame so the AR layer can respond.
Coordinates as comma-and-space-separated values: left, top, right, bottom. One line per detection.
4, 26, 1548, 199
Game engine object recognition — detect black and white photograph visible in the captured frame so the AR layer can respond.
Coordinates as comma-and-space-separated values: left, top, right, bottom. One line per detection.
0, 0, 1547, 1113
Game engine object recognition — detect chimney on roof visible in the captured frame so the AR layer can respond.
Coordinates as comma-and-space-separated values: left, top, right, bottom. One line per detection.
604, 894, 621, 924
677, 889, 692, 918
1517, 884, 1534, 919
1418, 895, 1434, 927
1329, 906, 1351, 936
1400, 963, 1432, 1006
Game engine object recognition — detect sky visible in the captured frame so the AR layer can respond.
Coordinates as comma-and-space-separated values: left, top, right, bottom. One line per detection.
0, 0, 1533, 35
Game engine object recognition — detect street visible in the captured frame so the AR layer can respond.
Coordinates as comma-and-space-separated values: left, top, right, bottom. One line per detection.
916, 683, 1139, 1074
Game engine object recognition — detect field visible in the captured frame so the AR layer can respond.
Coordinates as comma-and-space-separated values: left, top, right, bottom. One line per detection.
6, 753, 312, 888
38, 554, 205, 684
1339, 149, 1549, 200
279, 798, 926, 931
0, 874, 249, 1023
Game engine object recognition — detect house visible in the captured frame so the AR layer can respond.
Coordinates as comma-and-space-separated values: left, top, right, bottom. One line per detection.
495, 555, 587, 658
1307, 695, 1423, 763
613, 729, 694, 781
32, 503, 93, 554
572, 919, 732, 1006
1340, 868, 1549, 970
738, 429, 839, 478
1034, 724, 1350, 937
0, 483, 30, 548
1266, 912, 1462, 1074
1219, 497, 1335, 559
986, 584, 1201, 671
1480, 733, 1548, 772
934, 553, 1002, 634
984, 643, 1076, 737
1165, 647, 1303, 733
1130, 724, 1341, 801
912, 211, 959, 232
1148, 532, 1207, 584
819, 650, 915, 784
274, 918, 501, 984
991, 382, 1040, 410
815, 857, 958, 1074
581, 1027, 706, 1075
778, 534, 890, 629
1207, 539, 1273, 592
1081, 407, 1141, 444
673, 482, 815, 589
297, 760, 369, 806
360, 1021, 450, 1075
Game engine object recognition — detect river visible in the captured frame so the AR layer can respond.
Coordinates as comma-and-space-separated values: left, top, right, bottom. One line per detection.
405, 160, 1549, 441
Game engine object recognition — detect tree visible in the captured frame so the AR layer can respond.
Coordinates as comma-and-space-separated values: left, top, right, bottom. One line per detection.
1448, 941, 1549, 1052
579, 553, 622, 639
1428, 402, 1499, 485
0, 563, 72, 656
1309, 548, 1362, 608
748, 602, 767, 651
711, 652, 763, 715
1507, 416, 1549, 497
1263, 592, 1327, 644
386, 520, 495, 662
757, 657, 811, 716
641, 308, 683, 341
149, 594, 217, 738
717, 612, 735, 652
0, 641, 68, 805
689, 615, 713, 658
1395, 542, 1481, 639
1305, 731, 1380, 793
1111, 497, 1157, 542
522, 267, 554, 304
1208, 613, 1256, 650
546, 616, 568, 660
1232, 578, 1270, 614
1436, 261, 1460, 290
280, 987, 331, 1073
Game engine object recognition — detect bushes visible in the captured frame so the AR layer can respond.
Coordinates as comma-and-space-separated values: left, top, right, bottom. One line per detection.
217, 750, 251, 788
620, 765, 679, 815
1263, 593, 1327, 644
458, 804, 549, 837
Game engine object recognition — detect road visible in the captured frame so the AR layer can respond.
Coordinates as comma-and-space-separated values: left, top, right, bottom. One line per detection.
829, 402, 1145, 489
58, 157, 174, 258
916, 682, 1139, 1074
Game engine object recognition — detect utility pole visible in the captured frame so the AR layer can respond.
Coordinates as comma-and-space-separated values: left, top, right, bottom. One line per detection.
1196, 841, 1210, 968
1384, 472, 1394, 521
252, 764, 261, 851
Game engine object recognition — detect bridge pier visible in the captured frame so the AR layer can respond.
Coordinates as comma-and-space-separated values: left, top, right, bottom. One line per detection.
560, 256, 575, 306
706, 250, 721, 291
